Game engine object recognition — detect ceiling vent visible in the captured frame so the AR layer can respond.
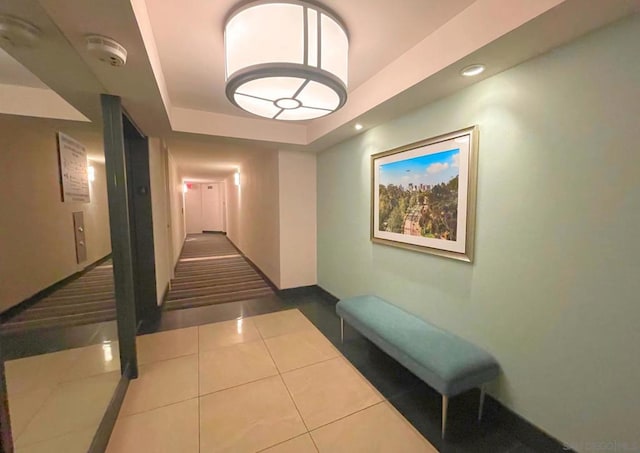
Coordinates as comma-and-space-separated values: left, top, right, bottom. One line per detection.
0, 15, 41, 48
85, 35, 127, 67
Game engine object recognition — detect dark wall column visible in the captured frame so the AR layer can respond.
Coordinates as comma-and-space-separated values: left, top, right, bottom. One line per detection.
101, 94, 138, 379
123, 125, 158, 324
0, 357, 12, 453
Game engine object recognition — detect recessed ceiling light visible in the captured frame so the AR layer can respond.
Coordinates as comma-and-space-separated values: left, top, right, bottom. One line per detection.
354, 123, 363, 131
461, 64, 485, 77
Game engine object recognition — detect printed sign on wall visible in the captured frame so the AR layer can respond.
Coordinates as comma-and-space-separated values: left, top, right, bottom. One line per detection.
57, 132, 90, 203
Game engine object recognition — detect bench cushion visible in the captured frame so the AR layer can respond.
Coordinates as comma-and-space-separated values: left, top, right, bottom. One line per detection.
337, 295, 499, 396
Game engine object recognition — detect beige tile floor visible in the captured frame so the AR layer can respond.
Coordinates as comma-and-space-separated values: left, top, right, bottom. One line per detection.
5, 340, 121, 453
106, 309, 438, 453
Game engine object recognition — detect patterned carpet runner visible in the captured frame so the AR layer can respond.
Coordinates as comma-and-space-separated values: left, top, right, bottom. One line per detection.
164, 234, 275, 311
0, 234, 274, 334
0, 260, 115, 334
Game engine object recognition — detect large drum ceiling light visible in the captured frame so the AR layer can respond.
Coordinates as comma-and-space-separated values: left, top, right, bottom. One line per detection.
224, 1, 348, 121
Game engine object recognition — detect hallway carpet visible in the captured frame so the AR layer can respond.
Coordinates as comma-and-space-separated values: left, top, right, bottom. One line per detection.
164, 234, 275, 311
0, 260, 116, 335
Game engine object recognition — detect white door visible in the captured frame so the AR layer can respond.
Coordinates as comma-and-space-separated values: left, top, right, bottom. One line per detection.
185, 184, 203, 234
202, 182, 225, 232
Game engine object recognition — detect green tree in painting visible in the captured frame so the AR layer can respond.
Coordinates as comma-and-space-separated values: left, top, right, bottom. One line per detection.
378, 175, 459, 240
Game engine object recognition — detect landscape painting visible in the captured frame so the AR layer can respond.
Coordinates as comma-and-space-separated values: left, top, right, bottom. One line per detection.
371, 126, 478, 262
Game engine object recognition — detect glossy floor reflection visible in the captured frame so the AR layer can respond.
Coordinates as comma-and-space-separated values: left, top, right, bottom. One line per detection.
106, 309, 436, 453
3, 288, 562, 452
281, 291, 549, 453
5, 340, 120, 453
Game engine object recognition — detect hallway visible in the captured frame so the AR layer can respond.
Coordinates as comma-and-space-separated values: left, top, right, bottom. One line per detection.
165, 234, 274, 311
2, 4, 637, 450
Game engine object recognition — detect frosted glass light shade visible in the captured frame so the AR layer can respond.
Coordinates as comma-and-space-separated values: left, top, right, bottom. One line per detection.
224, 1, 348, 121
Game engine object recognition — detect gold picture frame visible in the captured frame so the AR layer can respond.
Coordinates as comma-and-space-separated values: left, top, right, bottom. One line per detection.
371, 126, 479, 262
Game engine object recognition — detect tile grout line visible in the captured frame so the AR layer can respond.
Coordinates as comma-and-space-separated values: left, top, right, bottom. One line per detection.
254, 433, 319, 453
9, 384, 58, 444
14, 415, 103, 450
260, 317, 325, 453
118, 396, 200, 420
276, 353, 342, 376
268, 318, 391, 437
262, 333, 313, 432
198, 368, 279, 399
276, 370, 316, 448
308, 400, 386, 433
197, 345, 337, 399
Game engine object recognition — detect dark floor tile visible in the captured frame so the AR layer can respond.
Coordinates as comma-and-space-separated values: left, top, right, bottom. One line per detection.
344, 344, 425, 399
389, 385, 523, 453
0, 321, 112, 360
92, 320, 119, 344
244, 295, 290, 316
139, 300, 252, 334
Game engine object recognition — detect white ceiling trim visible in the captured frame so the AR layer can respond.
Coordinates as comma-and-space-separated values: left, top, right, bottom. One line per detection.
307, 0, 567, 142
0, 83, 89, 121
170, 106, 308, 145
150, 0, 567, 145
129, 0, 173, 123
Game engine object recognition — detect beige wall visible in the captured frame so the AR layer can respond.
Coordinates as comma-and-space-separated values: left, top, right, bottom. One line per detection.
0, 115, 111, 311
226, 150, 281, 286
184, 183, 203, 234
148, 138, 172, 304
278, 150, 317, 289
167, 150, 185, 270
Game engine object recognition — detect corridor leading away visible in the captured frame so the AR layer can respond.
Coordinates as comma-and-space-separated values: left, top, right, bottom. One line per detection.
165, 234, 274, 311
105, 309, 436, 453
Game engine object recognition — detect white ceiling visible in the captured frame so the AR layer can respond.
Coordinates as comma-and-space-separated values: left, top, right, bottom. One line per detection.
0, 0, 639, 180
145, 0, 475, 116
165, 133, 275, 181
0, 48, 46, 88
0, 47, 88, 121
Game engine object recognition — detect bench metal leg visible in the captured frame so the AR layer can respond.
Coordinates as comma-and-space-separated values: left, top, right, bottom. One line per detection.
478, 385, 486, 421
442, 395, 448, 439
340, 318, 344, 343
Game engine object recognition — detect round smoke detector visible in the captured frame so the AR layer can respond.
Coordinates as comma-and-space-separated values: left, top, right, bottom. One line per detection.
0, 15, 41, 48
86, 35, 127, 67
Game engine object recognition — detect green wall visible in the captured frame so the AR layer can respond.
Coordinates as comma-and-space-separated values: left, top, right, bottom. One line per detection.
317, 16, 640, 449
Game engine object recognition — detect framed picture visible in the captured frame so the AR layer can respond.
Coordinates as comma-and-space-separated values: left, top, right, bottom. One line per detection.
371, 126, 479, 262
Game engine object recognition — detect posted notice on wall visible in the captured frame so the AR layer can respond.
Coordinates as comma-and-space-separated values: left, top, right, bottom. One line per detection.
57, 132, 90, 203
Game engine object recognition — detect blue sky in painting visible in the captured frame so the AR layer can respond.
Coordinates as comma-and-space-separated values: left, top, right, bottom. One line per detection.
379, 148, 460, 187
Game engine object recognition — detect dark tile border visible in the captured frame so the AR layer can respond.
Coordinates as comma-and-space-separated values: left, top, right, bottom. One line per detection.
485, 397, 575, 452
315, 284, 574, 452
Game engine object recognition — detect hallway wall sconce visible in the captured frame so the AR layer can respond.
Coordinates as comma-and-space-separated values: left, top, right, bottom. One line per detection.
183, 183, 189, 193
87, 165, 96, 182
234, 170, 240, 186
224, 0, 349, 121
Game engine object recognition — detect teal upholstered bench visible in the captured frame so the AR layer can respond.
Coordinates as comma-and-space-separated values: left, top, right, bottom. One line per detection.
336, 295, 499, 438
